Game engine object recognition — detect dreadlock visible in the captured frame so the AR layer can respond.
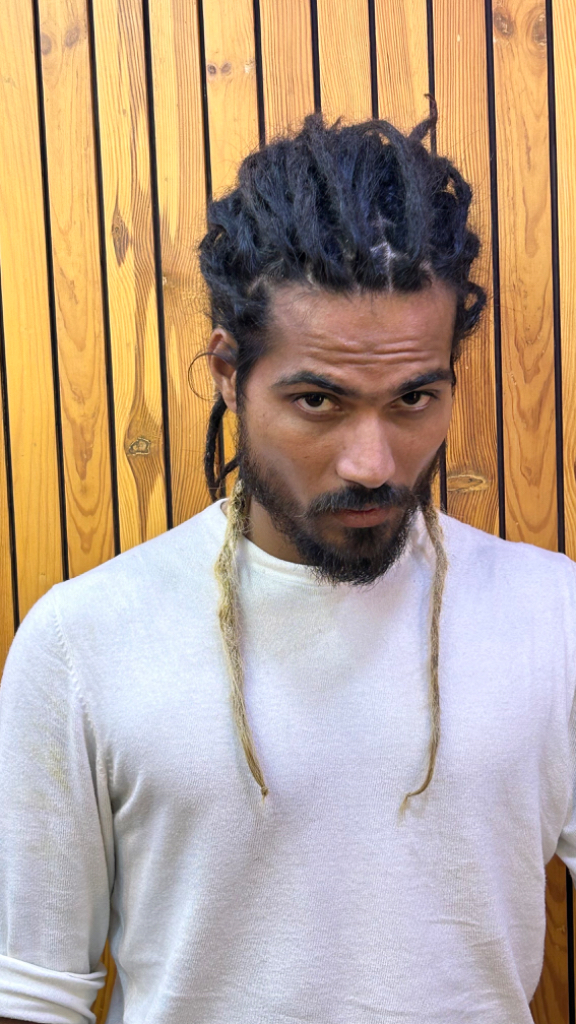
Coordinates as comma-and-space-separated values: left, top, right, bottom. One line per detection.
198, 109, 485, 809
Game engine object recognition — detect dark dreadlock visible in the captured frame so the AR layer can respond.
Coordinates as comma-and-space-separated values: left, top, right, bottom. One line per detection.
199, 109, 485, 499
198, 110, 485, 810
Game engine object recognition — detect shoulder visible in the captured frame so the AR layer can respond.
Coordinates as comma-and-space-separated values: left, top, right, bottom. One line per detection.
33, 500, 227, 634
439, 512, 576, 608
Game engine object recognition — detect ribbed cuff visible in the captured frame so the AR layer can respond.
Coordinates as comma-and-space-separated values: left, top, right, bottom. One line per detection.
0, 952, 106, 1024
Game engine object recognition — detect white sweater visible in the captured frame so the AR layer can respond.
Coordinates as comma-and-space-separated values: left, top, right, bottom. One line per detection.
1, 500, 576, 1024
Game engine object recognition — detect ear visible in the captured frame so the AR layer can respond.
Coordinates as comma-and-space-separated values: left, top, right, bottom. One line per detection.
208, 328, 238, 414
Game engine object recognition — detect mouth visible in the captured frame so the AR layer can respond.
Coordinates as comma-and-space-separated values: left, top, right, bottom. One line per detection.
330, 507, 396, 528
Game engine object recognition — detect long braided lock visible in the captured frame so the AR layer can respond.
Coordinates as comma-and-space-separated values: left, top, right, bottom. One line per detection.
199, 109, 485, 809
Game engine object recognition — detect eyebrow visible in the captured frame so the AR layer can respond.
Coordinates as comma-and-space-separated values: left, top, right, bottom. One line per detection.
272, 368, 455, 398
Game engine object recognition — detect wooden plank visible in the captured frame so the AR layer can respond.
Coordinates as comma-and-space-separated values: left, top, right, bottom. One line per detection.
531, 856, 570, 1024
492, 0, 556, 551
316, 0, 371, 124
150, 0, 213, 524
492, 2, 566, 1020
433, 0, 499, 536
375, 0, 429, 130
259, 0, 314, 138
0, 307, 15, 668
38, 0, 115, 576
91, 939, 116, 1024
541, 2, 576, 1015
202, 0, 259, 479
553, 0, 576, 561
202, 0, 259, 198
92, 0, 168, 548
0, 0, 63, 617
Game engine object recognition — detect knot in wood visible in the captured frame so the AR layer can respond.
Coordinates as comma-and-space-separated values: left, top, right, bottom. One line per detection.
40, 33, 52, 56
531, 9, 546, 48
64, 25, 80, 48
493, 9, 514, 38
128, 437, 151, 456
207, 63, 217, 76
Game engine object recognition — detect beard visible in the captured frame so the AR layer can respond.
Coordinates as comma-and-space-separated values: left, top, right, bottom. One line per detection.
236, 417, 441, 587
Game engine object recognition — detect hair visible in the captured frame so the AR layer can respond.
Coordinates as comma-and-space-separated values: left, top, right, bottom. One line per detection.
199, 109, 484, 810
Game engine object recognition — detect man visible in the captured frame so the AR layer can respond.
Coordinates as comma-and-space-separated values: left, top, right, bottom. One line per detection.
1, 113, 575, 1024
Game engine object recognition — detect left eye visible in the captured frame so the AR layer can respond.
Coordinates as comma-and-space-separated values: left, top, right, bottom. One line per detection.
400, 391, 430, 408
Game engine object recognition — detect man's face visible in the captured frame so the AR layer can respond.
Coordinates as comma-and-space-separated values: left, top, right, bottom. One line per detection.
212, 280, 457, 585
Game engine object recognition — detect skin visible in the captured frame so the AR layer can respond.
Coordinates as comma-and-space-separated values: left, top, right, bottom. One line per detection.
209, 279, 457, 564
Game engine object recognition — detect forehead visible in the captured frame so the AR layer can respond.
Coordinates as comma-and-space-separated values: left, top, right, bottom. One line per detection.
262, 282, 457, 390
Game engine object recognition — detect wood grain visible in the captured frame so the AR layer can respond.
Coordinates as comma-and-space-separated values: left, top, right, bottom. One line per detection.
0, 317, 15, 667
150, 0, 213, 524
38, 0, 115, 576
530, 856, 570, 1024
434, 0, 499, 536
202, 0, 259, 476
202, 0, 259, 198
375, 0, 429, 130
492, 2, 567, 1019
316, 0, 371, 124
492, 0, 556, 550
553, 0, 576, 561
260, 0, 314, 139
0, 0, 63, 618
92, 0, 168, 548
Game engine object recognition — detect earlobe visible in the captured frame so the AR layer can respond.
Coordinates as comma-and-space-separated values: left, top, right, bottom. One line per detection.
208, 328, 238, 414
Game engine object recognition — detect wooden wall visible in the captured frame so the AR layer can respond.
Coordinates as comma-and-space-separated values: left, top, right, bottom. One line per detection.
0, 1, 575, 1021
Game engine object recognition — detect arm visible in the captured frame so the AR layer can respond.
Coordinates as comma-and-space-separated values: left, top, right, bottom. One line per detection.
0, 589, 112, 1023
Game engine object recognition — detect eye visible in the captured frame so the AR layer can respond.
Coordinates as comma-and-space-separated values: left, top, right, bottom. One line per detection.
294, 392, 337, 412
399, 390, 434, 409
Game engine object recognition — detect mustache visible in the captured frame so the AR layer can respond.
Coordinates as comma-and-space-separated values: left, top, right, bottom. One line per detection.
306, 482, 417, 517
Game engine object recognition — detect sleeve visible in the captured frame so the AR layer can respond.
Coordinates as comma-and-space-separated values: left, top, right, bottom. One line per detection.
0, 588, 114, 1023
556, 682, 576, 886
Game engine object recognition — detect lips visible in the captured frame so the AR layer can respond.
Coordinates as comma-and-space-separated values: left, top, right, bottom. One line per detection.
330, 507, 394, 528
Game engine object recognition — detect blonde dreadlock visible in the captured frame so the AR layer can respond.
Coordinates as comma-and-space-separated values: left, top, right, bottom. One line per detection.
215, 478, 268, 798
215, 478, 449, 812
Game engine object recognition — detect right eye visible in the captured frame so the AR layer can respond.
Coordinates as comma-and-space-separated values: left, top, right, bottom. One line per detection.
294, 393, 337, 412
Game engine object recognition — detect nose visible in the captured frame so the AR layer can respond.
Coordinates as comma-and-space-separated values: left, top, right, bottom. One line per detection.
334, 413, 396, 490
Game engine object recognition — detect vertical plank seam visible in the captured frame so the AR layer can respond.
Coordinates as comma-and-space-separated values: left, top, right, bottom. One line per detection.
547, 0, 573, 1016
0, 264, 19, 631
252, 0, 266, 146
86, 0, 121, 557
483, 0, 506, 540
31, 0, 70, 582
546, 0, 566, 557
141, 0, 174, 530
196, 0, 226, 497
367, 0, 378, 119
309, 0, 321, 113
426, 0, 446, 512
568, 867, 575, 1024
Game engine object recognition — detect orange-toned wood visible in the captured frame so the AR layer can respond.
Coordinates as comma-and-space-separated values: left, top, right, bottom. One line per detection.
202, 0, 259, 198
492, 0, 556, 551
316, 0, 371, 124
530, 856, 570, 1024
375, 0, 428, 130
202, 0, 259, 472
91, 939, 117, 1024
434, 0, 499, 536
492, 2, 566, 1020
38, 0, 114, 576
0, 358, 14, 667
260, 0, 314, 139
0, 0, 63, 618
553, 0, 576, 561
92, 0, 168, 548
150, 0, 212, 525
